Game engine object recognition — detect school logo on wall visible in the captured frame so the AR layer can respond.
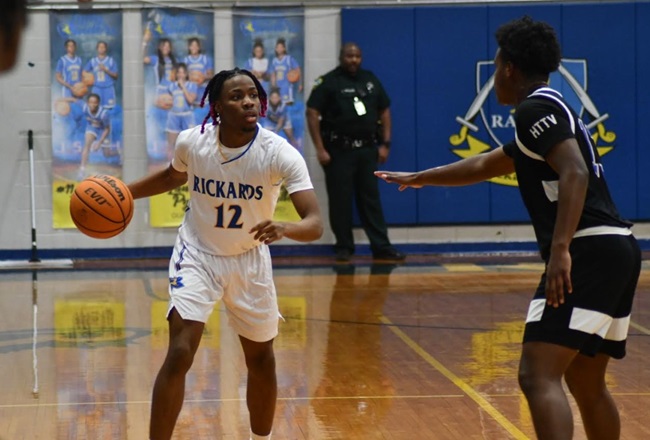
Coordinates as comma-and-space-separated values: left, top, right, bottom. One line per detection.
449, 59, 616, 186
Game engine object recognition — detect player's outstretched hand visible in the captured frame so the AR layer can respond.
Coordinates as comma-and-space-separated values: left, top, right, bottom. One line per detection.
250, 220, 286, 244
374, 171, 422, 191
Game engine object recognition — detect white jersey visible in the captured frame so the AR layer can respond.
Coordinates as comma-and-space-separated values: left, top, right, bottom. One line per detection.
171, 123, 313, 256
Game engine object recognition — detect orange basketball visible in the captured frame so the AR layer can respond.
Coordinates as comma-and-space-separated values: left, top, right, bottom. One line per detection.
155, 93, 173, 110
287, 68, 300, 83
189, 70, 205, 84
54, 99, 71, 116
71, 81, 88, 98
69, 175, 134, 239
82, 71, 95, 86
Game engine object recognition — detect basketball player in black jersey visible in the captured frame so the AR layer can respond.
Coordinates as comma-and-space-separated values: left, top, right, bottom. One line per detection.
376, 16, 640, 440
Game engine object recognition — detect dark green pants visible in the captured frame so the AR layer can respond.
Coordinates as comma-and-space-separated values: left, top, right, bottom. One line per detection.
323, 145, 392, 254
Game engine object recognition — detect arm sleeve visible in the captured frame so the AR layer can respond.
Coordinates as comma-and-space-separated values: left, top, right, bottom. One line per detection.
306, 77, 327, 111
273, 142, 313, 194
171, 130, 192, 172
515, 99, 575, 158
502, 140, 517, 158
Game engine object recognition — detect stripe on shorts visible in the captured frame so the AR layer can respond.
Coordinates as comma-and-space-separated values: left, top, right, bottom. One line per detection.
525, 299, 546, 323
175, 244, 187, 272
569, 308, 630, 341
526, 299, 630, 342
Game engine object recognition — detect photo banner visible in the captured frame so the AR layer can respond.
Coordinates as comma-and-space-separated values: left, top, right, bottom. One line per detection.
233, 8, 305, 222
141, 8, 214, 227
50, 11, 123, 228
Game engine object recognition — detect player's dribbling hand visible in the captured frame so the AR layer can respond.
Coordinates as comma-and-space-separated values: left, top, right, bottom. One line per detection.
250, 220, 286, 244
374, 171, 423, 191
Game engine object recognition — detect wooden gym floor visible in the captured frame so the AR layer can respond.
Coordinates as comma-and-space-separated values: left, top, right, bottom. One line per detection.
0, 253, 649, 439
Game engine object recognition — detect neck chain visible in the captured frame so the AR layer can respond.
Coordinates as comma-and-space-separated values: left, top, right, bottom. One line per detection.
217, 137, 229, 161
216, 126, 259, 164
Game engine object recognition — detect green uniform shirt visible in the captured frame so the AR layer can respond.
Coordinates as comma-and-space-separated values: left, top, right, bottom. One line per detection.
307, 66, 390, 139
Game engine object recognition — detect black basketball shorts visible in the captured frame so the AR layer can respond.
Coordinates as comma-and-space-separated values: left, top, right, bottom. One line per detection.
523, 233, 641, 359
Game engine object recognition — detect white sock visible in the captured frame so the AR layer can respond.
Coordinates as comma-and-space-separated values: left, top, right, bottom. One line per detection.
250, 431, 271, 440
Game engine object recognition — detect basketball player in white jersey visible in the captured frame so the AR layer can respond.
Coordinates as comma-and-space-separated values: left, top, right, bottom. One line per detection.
127, 68, 322, 440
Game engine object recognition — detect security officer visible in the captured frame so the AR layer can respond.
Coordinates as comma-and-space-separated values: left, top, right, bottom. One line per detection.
306, 42, 405, 262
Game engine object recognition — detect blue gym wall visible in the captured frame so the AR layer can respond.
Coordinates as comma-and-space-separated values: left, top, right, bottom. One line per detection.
342, 1, 649, 225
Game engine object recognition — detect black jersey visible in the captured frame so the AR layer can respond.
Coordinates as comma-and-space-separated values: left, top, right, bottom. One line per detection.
502, 87, 631, 260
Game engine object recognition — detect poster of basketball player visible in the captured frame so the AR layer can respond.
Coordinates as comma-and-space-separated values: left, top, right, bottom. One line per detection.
233, 8, 305, 154
141, 8, 214, 227
233, 8, 305, 221
49, 11, 123, 228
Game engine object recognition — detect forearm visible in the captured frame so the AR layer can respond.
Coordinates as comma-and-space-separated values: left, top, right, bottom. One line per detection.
414, 153, 509, 186
182, 88, 196, 103
97, 129, 110, 145
56, 74, 69, 88
551, 170, 588, 251
283, 189, 323, 242
127, 165, 186, 200
306, 111, 326, 153
379, 108, 391, 143
281, 213, 323, 242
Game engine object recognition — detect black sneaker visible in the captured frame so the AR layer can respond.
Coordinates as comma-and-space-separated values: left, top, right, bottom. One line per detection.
335, 249, 352, 262
373, 248, 406, 261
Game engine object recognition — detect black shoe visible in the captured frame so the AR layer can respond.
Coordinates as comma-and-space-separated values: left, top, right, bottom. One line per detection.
335, 249, 352, 262
373, 248, 406, 261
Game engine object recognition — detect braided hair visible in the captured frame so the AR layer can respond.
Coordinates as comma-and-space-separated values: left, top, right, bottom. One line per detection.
199, 68, 268, 134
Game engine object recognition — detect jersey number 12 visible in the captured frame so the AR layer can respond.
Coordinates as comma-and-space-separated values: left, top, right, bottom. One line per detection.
214, 203, 243, 229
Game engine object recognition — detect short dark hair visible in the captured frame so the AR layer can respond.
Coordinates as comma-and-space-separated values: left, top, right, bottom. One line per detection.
495, 15, 561, 77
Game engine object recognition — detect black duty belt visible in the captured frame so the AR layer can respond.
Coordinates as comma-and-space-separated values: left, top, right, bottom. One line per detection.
327, 133, 375, 150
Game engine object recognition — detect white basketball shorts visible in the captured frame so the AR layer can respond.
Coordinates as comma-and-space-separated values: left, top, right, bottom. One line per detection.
166, 236, 280, 343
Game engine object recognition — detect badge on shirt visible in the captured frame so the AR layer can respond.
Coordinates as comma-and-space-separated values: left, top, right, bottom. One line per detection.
353, 97, 366, 116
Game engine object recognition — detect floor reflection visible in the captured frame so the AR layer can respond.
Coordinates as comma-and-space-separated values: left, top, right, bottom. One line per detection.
0, 258, 648, 439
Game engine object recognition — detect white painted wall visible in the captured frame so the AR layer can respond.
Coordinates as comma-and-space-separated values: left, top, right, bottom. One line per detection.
1, 2, 646, 255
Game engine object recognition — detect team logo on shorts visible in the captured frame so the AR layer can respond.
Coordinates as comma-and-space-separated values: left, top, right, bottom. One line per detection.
449, 58, 616, 187
169, 276, 185, 288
